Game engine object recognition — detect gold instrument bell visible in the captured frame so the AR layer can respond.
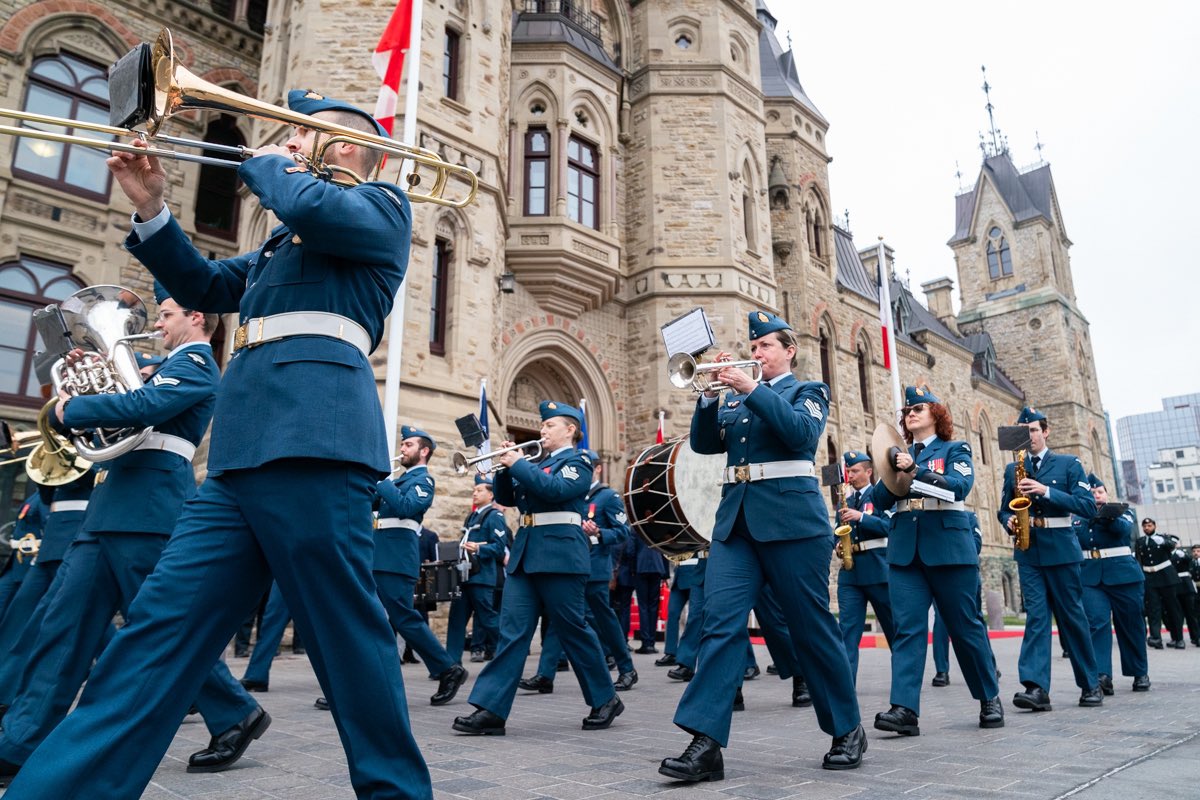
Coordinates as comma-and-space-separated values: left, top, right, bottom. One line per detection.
0, 402, 93, 486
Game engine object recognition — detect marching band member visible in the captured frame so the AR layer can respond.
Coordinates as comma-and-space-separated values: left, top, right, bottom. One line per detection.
445, 474, 509, 666
0, 286, 265, 785
1074, 475, 1150, 693
453, 401, 623, 735
871, 386, 1003, 736
2, 90, 432, 800
660, 311, 864, 782
1000, 407, 1102, 711
0, 493, 44, 627
834, 450, 896, 682
519, 452, 638, 693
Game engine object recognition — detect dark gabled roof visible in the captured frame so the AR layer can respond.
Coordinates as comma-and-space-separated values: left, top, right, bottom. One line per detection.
899, 283, 963, 346
511, 9, 621, 76
949, 153, 1055, 244
834, 226, 877, 302
756, 3, 825, 121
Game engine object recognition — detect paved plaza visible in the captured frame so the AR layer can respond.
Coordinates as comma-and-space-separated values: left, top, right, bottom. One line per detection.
13, 634, 1197, 800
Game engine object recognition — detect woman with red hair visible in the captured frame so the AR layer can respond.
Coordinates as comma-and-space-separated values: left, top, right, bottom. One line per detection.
870, 385, 1003, 736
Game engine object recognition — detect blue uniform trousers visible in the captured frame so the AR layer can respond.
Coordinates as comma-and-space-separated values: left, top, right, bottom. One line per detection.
242, 582, 292, 685
888, 561, 998, 714
445, 583, 500, 665
468, 570, 615, 719
2, 461, 432, 800
837, 581, 895, 681
1016, 562, 1098, 692
633, 574, 663, 646
1082, 582, 1147, 678
375, 572, 455, 678
0, 532, 254, 764
754, 586, 801, 679
537, 581, 634, 677
674, 526, 859, 745
0, 562, 60, 659
675, 579, 707, 669
931, 576, 992, 675
663, 583, 689, 655
0, 558, 31, 622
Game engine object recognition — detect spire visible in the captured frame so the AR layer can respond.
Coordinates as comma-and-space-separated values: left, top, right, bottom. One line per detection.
979, 65, 1009, 159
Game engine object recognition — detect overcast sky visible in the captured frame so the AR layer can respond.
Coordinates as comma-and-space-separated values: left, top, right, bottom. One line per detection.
768, 1, 1199, 441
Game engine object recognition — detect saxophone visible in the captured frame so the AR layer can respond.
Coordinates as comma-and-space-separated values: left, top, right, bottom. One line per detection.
1009, 449, 1031, 551
834, 482, 854, 570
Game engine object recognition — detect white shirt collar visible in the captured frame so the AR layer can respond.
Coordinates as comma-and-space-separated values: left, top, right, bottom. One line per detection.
550, 445, 573, 457
764, 372, 789, 387
1032, 446, 1049, 460
918, 433, 938, 448
168, 341, 212, 359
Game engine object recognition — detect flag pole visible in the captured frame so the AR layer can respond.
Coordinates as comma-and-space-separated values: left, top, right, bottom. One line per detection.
877, 237, 902, 423
382, 0, 424, 457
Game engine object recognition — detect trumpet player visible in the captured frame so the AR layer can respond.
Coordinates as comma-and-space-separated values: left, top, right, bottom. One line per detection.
444, 474, 509, 666
835, 451, 896, 683
999, 407, 1102, 713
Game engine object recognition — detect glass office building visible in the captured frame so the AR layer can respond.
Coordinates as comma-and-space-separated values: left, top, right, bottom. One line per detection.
1116, 393, 1200, 504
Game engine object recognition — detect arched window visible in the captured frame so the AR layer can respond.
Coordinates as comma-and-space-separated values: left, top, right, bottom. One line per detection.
430, 238, 451, 356
818, 323, 835, 398
742, 161, 756, 250
986, 226, 1013, 279
194, 114, 244, 240
444, 27, 461, 100
11, 54, 112, 200
0, 258, 84, 407
567, 135, 599, 229
977, 413, 990, 466
856, 340, 872, 412
524, 127, 550, 216
811, 209, 824, 258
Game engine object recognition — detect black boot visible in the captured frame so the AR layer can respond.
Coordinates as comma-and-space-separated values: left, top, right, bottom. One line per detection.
873, 705, 919, 736
1098, 673, 1114, 696
401, 645, 420, 664
659, 734, 724, 782
792, 676, 812, 707
655, 653, 677, 667
186, 707, 271, 773
1012, 684, 1052, 712
1132, 674, 1151, 691
1079, 686, 1104, 707
732, 686, 744, 712
613, 670, 638, 691
931, 671, 950, 687
823, 725, 867, 770
979, 697, 1005, 728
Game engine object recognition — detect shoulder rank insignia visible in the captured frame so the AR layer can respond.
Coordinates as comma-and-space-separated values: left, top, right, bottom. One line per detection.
615, 511, 627, 523
414, 485, 429, 498
152, 375, 180, 387
561, 465, 579, 481
804, 398, 823, 420
1077, 480, 1090, 490
953, 462, 972, 476
187, 352, 207, 366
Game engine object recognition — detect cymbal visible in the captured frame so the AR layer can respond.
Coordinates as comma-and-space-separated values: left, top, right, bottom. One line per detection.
871, 423, 913, 497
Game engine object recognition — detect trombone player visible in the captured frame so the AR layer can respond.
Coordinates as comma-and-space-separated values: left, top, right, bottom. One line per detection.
1, 90, 432, 800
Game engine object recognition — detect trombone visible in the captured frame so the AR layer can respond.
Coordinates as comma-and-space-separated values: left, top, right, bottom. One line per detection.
668, 352, 762, 393
0, 28, 478, 208
452, 441, 544, 476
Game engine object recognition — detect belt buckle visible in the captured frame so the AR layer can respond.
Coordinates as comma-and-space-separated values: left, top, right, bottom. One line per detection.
372, 518, 381, 530
233, 323, 248, 351
733, 465, 751, 483
1091, 548, 1101, 560
94, 469, 108, 485
1032, 518, 1046, 528
521, 514, 534, 527
908, 498, 925, 511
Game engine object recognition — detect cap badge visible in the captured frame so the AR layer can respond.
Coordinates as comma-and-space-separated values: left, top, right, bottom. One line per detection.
757, 312, 769, 322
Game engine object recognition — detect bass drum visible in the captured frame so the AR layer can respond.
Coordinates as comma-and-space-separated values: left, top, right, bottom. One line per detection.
623, 437, 725, 559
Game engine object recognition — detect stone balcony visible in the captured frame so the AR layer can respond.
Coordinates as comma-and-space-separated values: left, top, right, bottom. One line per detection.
505, 217, 621, 317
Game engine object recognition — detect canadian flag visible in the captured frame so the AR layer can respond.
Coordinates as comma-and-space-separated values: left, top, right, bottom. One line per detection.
655, 410, 665, 445
877, 247, 893, 370
372, 0, 415, 136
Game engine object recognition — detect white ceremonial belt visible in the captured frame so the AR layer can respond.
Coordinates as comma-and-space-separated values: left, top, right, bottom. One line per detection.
519, 512, 581, 528
135, 433, 196, 462
1142, 561, 1172, 573
895, 498, 965, 513
232, 312, 371, 357
1180, 572, 1192, 580
855, 538, 888, 552
679, 552, 709, 565
1031, 515, 1072, 529
50, 500, 89, 513
723, 460, 815, 484
374, 517, 420, 532
1082, 546, 1132, 559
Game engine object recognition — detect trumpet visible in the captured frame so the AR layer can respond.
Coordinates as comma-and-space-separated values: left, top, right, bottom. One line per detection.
452, 440, 544, 476
668, 352, 762, 393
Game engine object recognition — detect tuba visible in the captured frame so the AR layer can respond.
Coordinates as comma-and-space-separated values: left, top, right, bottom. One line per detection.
1009, 450, 1031, 551
49, 286, 161, 461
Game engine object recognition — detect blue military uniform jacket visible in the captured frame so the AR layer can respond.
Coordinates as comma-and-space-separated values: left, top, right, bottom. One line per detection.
1074, 508, 1142, 587
493, 447, 591, 575
36, 470, 96, 562
125, 156, 411, 475
460, 503, 508, 587
373, 465, 435, 579
61, 343, 219, 535
690, 374, 830, 542
584, 483, 631, 584
998, 450, 1095, 567
838, 481, 890, 586
873, 437, 977, 567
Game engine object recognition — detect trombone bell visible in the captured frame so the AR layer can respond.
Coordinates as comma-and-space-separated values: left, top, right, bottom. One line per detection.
668, 352, 762, 393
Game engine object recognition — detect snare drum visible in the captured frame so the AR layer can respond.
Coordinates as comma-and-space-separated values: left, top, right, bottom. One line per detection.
414, 560, 463, 606
623, 437, 725, 558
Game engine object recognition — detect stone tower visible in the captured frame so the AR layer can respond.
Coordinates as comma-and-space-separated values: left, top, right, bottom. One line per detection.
949, 152, 1110, 480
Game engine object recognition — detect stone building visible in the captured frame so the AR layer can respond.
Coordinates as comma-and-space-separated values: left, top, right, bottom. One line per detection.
0, 0, 1111, 611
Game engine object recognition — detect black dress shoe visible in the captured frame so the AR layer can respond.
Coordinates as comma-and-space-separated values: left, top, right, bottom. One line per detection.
634, 644, 658, 654
667, 665, 694, 681
792, 676, 812, 707
823, 724, 867, 770
556, 659, 570, 671
1147, 637, 1164, 649
766, 663, 778, 675
1168, 639, 1187, 649
979, 697, 1005, 728
291, 646, 306, 656
469, 650, 486, 663
1012, 685, 1052, 712
606, 655, 617, 671
401, 646, 420, 664
613, 670, 638, 691
1132, 674, 1151, 691
452, 707, 506, 735
233, 647, 250, 658
484, 650, 495, 661
314, 697, 330, 711
655, 653, 677, 667
1079, 686, 1103, 707
873, 705, 920, 736
582, 696, 624, 730
186, 707, 271, 773
732, 686, 744, 712
0, 758, 21, 787
518, 674, 554, 693
239, 678, 269, 692
743, 665, 760, 681
1098, 673, 1114, 696
431, 664, 468, 705
659, 734, 724, 782
931, 671, 950, 687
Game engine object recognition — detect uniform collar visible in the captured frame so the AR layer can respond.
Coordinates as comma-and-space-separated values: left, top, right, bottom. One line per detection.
763, 372, 789, 387
168, 341, 212, 359
550, 445, 573, 457
405, 464, 428, 476
917, 433, 938, 448
1031, 446, 1049, 460
474, 502, 493, 514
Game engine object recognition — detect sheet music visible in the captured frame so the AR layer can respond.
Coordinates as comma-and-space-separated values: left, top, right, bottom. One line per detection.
910, 480, 956, 502
661, 307, 715, 357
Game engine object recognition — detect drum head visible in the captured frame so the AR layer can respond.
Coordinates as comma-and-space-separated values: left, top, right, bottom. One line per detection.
623, 437, 724, 558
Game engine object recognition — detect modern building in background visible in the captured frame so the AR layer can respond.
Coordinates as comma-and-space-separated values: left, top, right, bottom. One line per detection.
1116, 393, 1200, 504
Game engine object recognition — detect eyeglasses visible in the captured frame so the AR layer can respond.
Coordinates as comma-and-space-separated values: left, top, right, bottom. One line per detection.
902, 404, 927, 416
